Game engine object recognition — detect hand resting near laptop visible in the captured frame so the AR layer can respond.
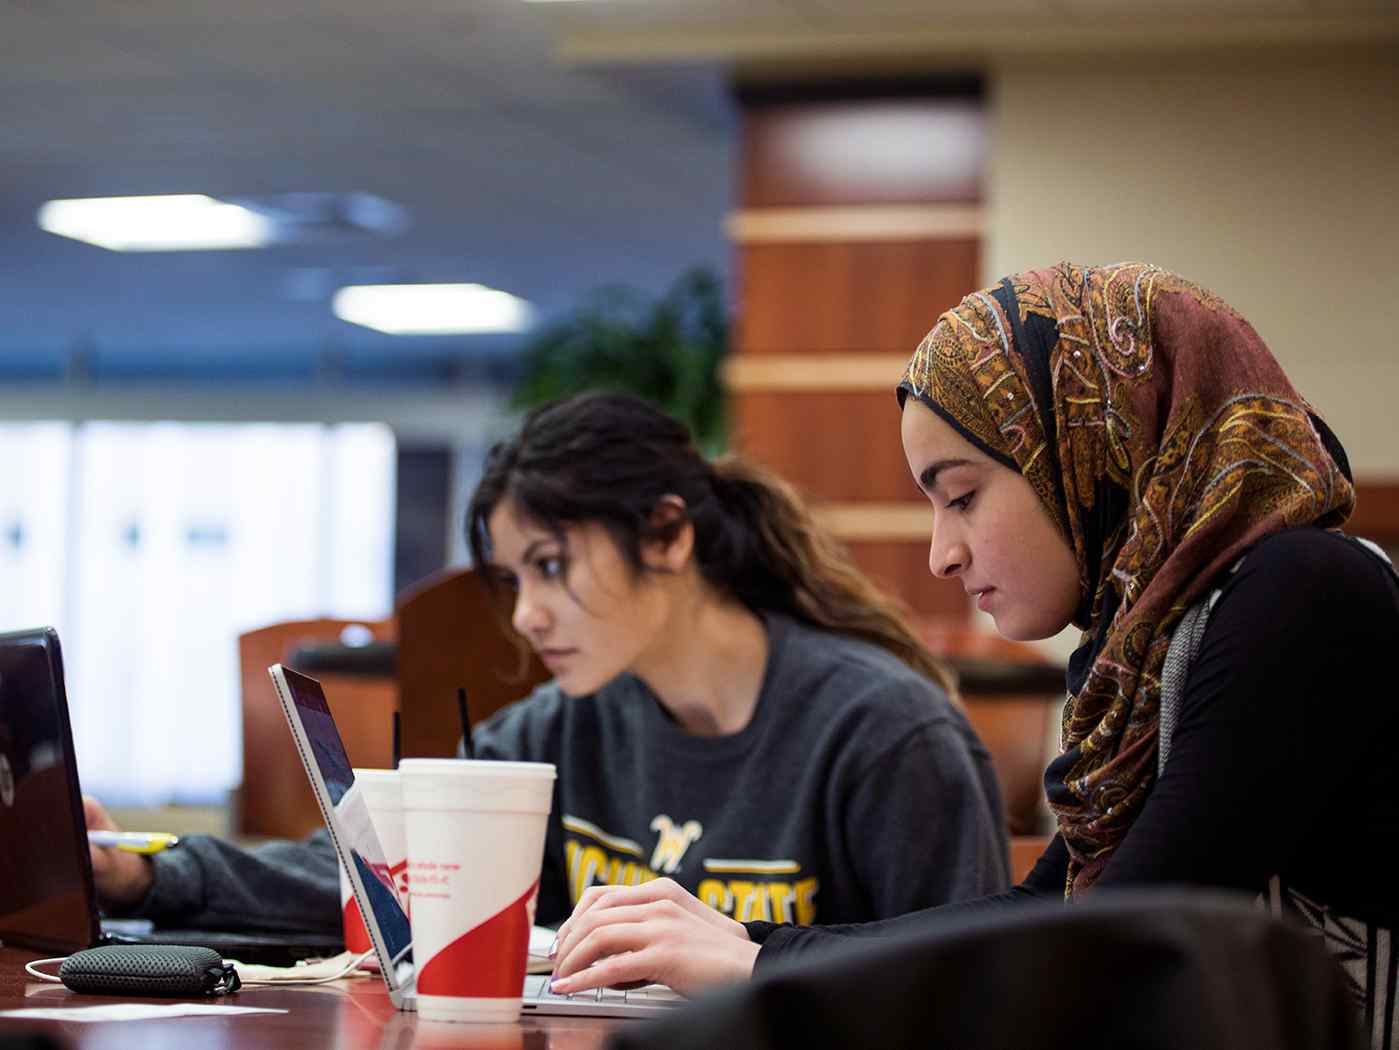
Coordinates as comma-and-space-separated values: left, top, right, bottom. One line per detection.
84, 795, 155, 907
548, 878, 759, 997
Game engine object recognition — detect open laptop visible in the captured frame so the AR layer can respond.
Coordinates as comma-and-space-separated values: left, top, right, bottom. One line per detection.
0, 626, 342, 963
268, 662, 682, 1018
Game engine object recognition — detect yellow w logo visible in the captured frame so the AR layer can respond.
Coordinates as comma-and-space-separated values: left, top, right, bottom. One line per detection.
648, 814, 703, 874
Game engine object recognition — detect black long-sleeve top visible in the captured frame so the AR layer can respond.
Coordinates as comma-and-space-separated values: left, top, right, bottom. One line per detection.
748, 527, 1399, 964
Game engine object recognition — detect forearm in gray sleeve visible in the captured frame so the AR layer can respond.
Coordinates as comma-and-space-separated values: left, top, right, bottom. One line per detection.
128, 828, 341, 934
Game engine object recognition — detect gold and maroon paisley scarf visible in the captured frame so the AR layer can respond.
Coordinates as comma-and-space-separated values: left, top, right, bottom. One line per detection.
898, 262, 1354, 895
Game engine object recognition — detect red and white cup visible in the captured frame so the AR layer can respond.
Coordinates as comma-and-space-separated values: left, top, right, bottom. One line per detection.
338, 768, 409, 955
400, 758, 556, 1023
339, 864, 373, 954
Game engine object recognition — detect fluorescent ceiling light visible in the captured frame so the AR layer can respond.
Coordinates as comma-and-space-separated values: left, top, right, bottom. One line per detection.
37, 194, 273, 251
332, 283, 533, 335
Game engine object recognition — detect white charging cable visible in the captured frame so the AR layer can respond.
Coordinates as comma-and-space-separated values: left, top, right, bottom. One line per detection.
24, 958, 66, 983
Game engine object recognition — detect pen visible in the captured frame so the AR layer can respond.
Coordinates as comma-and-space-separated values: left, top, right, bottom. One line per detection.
458, 687, 474, 759
88, 831, 180, 854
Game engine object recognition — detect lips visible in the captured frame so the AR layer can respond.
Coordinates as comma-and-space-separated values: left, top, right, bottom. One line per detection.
538, 648, 576, 668
969, 587, 996, 612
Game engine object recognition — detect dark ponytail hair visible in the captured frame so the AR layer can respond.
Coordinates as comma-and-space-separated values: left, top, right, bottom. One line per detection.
467, 392, 954, 693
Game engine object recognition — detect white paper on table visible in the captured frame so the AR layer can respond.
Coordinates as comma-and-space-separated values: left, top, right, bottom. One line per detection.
228, 950, 370, 983
233, 930, 557, 981
529, 924, 555, 958
0, 1003, 287, 1023
528, 924, 556, 974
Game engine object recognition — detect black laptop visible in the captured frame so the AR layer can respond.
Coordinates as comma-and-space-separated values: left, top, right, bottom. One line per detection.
0, 626, 342, 964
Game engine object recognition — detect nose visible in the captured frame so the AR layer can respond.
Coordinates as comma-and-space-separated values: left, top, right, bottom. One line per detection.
511, 583, 550, 637
928, 522, 969, 580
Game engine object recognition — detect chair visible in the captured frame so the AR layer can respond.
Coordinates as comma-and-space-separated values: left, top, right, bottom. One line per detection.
921, 619, 1064, 881
395, 566, 549, 758
612, 889, 1365, 1050
236, 617, 396, 839
1009, 834, 1053, 884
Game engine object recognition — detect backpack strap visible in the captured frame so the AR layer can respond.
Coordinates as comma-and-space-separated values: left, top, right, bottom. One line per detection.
1158, 590, 1220, 775
1158, 560, 1240, 775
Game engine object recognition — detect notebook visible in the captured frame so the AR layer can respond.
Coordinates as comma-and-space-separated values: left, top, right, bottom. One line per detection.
0, 626, 342, 964
269, 662, 682, 1018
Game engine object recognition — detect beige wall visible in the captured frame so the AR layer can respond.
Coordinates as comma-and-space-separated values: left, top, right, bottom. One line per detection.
986, 49, 1399, 479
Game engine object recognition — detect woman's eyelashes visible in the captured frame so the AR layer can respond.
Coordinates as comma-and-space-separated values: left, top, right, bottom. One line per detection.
946, 491, 975, 512
533, 553, 566, 580
489, 554, 565, 591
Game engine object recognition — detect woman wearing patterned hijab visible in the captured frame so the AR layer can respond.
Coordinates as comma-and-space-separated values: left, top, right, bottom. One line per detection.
895, 261, 1360, 893
548, 262, 1398, 1045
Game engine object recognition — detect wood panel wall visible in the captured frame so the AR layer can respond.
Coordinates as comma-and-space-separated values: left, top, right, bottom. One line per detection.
726, 89, 987, 621
1351, 482, 1399, 551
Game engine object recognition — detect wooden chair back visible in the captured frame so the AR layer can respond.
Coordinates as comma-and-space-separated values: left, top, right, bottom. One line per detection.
236, 617, 396, 839
395, 567, 549, 758
922, 619, 1064, 842
1009, 834, 1054, 884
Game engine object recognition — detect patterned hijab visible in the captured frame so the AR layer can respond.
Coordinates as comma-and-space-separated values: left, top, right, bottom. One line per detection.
898, 262, 1354, 895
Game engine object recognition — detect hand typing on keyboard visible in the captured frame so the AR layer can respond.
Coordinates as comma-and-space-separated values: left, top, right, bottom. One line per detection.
547, 878, 761, 998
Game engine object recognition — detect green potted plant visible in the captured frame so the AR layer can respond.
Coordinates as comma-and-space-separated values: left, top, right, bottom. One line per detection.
510, 266, 729, 454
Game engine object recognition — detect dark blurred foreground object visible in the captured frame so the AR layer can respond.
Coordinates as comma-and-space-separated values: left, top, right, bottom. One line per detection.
610, 890, 1364, 1050
511, 266, 729, 455
0, 1034, 64, 1050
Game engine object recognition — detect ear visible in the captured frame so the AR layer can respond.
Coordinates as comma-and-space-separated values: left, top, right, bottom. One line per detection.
640, 495, 694, 572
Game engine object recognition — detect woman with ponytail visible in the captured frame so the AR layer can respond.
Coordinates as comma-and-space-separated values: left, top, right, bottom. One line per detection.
83, 390, 1009, 953
465, 391, 1009, 955
548, 266, 1398, 1048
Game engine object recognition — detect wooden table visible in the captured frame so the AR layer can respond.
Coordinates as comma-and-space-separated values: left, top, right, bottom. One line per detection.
0, 947, 622, 1049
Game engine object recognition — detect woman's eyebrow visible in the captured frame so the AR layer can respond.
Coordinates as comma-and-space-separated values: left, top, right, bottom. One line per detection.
520, 538, 555, 562
919, 457, 976, 492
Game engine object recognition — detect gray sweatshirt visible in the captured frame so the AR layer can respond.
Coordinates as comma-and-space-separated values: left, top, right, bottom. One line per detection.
126, 614, 1009, 932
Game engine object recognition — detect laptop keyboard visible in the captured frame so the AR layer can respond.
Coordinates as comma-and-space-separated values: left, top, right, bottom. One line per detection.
523, 973, 682, 1006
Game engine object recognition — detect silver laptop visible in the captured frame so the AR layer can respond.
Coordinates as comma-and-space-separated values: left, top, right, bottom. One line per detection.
268, 662, 681, 1018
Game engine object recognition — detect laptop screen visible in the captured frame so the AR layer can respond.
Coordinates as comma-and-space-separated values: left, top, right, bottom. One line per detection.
276, 666, 412, 971
0, 627, 101, 953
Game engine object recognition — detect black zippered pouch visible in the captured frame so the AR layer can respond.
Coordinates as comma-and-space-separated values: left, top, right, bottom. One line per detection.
58, 945, 241, 997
